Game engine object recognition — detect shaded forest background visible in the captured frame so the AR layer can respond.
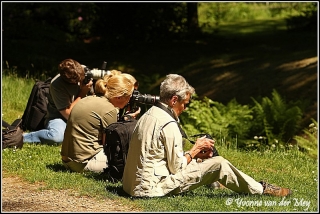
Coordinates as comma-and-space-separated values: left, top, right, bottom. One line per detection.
1, 2, 318, 129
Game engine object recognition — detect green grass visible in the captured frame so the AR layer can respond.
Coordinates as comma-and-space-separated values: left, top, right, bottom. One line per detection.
2, 144, 318, 212
2, 75, 35, 122
201, 18, 288, 35
2, 75, 318, 211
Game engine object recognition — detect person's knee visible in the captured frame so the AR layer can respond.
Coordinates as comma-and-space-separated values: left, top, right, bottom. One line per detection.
51, 137, 64, 143
46, 128, 64, 143
46, 132, 64, 143
212, 155, 226, 163
210, 156, 231, 169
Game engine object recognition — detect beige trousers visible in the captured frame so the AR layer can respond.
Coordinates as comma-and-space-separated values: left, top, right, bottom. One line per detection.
170, 156, 264, 195
62, 150, 108, 173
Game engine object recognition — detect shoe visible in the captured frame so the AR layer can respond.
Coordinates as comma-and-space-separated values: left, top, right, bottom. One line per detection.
259, 180, 292, 197
207, 181, 225, 190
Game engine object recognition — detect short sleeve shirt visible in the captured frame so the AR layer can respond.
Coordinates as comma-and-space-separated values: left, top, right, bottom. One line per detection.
46, 74, 81, 123
60, 95, 119, 162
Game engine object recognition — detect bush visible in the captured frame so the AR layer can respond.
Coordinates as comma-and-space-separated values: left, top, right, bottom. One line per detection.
250, 89, 303, 148
180, 95, 253, 149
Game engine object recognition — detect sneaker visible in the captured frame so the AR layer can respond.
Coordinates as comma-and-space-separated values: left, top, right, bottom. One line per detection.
259, 180, 292, 197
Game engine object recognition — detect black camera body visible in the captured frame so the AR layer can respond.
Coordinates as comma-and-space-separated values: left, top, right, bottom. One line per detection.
128, 89, 160, 112
83, 61, 110, 84
190, 133, 219, 157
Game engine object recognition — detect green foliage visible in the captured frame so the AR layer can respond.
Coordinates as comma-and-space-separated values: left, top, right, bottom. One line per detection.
180, 89, 309, 152
251, 89, 303, 147
2, 3, 99, 40
198, 2, 316, 28
180, 95, 253, 149
2, 2, 316, 79
224, 2, 271, 21
293, 119, 318, 159
285, 2, 317, 32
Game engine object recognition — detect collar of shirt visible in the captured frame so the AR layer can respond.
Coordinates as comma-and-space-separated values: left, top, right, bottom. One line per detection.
158, 102, 180, 122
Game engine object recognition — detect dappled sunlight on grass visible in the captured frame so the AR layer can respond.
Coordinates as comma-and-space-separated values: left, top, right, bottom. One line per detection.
202, 19, 288, 35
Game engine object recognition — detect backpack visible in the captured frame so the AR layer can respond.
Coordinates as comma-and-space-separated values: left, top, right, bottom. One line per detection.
103, 117, 137, 182
21, 77, 52, 131
2, 119, 24, 149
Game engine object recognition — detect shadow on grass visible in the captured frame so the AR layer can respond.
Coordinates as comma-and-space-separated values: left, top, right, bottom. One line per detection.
104, 184, 131, 197
119, 187, 250, 204
44, 162, 264, 200
45, 162, 130, 196
82, 172, 132, 197
46, 163, 70, 172
83, 172, 136, 198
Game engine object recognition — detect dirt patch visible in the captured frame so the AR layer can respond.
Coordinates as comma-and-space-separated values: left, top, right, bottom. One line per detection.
2, 174, 141, 212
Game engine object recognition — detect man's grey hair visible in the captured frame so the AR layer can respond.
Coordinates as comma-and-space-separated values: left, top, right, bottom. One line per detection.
159, 74, 195, 103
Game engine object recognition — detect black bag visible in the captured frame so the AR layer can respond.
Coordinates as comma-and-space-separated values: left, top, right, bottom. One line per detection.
103, 117, 137, 182
2, 119, 24, 149
21, 77, 52, 131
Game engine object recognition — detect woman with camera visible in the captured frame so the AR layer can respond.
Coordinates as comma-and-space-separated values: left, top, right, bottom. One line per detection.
60, 71, 139, 173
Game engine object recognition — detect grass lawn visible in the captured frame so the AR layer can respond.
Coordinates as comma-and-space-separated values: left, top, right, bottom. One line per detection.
2, 143, 318, 212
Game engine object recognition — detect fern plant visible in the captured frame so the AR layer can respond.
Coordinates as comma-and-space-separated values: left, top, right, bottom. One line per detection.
180, 95, 253, 149
293, 119, 318, 159
251, 89, 303, 147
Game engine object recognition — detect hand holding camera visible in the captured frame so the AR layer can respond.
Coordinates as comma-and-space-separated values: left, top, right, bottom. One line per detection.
124, 106, 141, 120
190, 133, 219, 159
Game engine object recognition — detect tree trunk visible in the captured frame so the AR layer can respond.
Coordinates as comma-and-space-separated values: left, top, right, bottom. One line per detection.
187, 2, 200, 34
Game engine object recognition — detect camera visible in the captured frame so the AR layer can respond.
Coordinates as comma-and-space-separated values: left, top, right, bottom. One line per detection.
83, 61, 110, 84
128, 89, 160, 112
190, 133, 219, 157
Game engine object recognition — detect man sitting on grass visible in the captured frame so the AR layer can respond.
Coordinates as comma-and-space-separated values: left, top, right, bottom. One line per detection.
122, 74, 292, 198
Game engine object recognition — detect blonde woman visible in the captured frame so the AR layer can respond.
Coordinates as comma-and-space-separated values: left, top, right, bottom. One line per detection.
61, 72, 136, 173
96, 70, 140, 119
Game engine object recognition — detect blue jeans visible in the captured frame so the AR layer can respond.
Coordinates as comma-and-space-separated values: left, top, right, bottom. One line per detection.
23, 118, 66, 144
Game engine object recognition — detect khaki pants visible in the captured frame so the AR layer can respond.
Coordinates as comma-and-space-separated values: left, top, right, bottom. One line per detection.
170, 156, 264, 195
62, 150, 108, 173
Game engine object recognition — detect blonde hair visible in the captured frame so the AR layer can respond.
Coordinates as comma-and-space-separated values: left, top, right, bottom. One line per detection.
95, 70, 121, 95
106, 70, 122, 76
95, 70, 137, 96
122, 73, 138, 88
95, 72, 134, 98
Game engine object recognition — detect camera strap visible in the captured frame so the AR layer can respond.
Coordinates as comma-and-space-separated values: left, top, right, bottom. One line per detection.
154, 102, 219, 156
154, 102, 188, 139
